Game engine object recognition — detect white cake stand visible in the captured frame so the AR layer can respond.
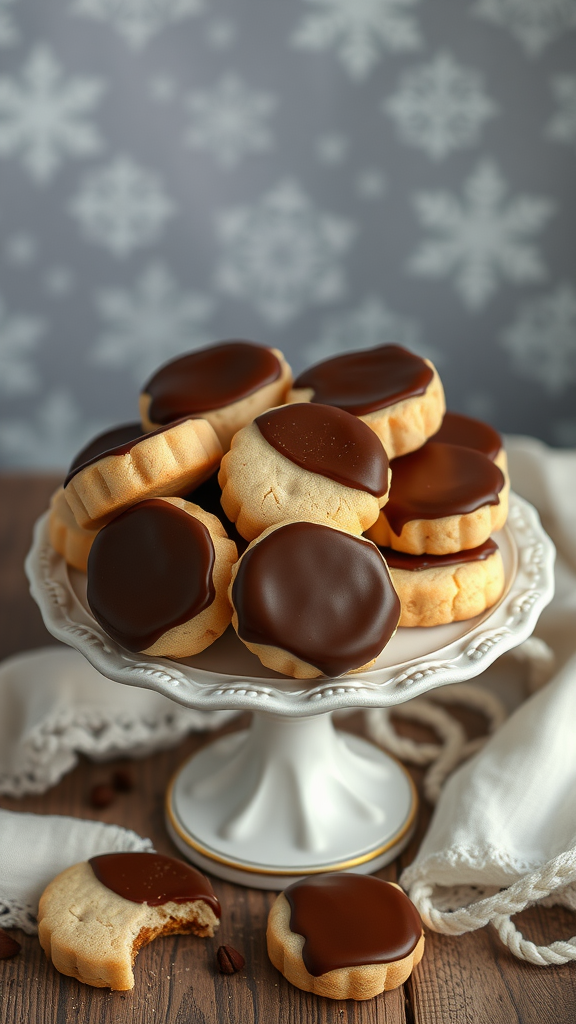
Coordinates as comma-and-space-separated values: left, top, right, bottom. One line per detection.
26, 494, 555, 888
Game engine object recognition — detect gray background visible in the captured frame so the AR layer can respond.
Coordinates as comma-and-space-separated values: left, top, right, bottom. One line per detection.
0, 0, 575, 468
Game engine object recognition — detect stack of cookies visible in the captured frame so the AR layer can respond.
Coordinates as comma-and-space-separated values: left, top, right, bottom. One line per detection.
48, 339, 508, 679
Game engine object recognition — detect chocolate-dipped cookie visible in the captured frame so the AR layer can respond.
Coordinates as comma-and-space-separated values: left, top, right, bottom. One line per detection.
289, 344, 445, 459
379, 539, 506, 627
431, 410, 509, 484
139, 339, 293, 450
67, 422, 144, 473
64, 416, 223, 531
87, 496, 237, 658
267, 873, 424, 999
48, 486, 99, 572
229, 520, 400, 679
366, 442, 508, 555
38, 852, 220, 990
219, 403, 391, 541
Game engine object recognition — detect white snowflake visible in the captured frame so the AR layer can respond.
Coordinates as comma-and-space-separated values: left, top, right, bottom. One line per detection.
0, 0, 19, 48
501, 284, 576, 394
0, 44, 106, 184
315, 133, 349, 164
69, 156, 175, 258
71, 0, 205, 51
472, 0, 576, 57
91, 262, 214, 381
0, 389, 107, 469
215, 179, 356, 327
44, 267, 75, 297
205, 17, 236, 49
291, 0, 422, 81
184, 75, 277, 170
547, 75, 576, 149
356, 168, 387, 199
306, 296, 440, 365
408, 160, 554, 310
385, 52, 498, 161
0, 295, 45, 395
4, 232, 37, 267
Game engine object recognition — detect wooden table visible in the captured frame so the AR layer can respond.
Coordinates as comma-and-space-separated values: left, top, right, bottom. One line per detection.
1, 475, 575, 1024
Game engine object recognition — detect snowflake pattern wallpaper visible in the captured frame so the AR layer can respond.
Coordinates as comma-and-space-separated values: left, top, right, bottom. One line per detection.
0, 0, 575, 467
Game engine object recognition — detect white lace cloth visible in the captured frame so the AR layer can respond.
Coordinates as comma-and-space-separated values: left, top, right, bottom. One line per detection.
401, 437, 576, 965
0, 809, 153, 933
0, 646, 234, 798
0, 647, 234, 932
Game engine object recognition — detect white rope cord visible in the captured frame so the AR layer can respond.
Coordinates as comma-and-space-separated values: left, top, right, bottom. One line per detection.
365, 642, 575, 965
364, 703, 452, 765
408, 849, 576, 965
428, 683, 507, 761
364, 683, 508, 803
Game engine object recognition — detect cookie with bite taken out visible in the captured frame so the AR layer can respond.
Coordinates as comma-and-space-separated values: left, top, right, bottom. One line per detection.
38, 852, 220, 990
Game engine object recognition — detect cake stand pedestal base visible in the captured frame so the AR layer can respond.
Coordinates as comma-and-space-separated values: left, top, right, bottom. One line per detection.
165, 711, 417, 888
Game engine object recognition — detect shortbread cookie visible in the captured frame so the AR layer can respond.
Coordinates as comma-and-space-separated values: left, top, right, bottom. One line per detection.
87, 496, 237, 658
219, 403, 391, 541
366, 442, 507, 555
38, 852, 220, 990
48, 486, 98, 572
289, 345, 445, 460
64, 416, 223, 530
431, 410, 509, 481
267, 874, 424, 1000
140, 340, 293, 450
68, 422, 144, 475
380, 539, 505, 627
229, 521, 400, 678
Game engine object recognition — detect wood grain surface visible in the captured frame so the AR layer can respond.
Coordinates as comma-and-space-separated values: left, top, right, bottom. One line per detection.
1, 475, 575, 1024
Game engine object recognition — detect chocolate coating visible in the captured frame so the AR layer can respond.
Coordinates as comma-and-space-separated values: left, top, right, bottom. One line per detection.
379, 538, 499, 571
66, 422, 143, 483
233, 522, 400, 677
431, 411, 502, 461
87, 498, 215, 652
89, 852, 221, 916
285, 874, 422, 977
143, 340, 282, 423
256, 403, 389, 497
385, 442, 505, 536
294, 345, 433, 415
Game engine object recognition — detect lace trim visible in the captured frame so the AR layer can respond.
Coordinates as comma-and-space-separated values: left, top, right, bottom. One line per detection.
0, 705, 235, 798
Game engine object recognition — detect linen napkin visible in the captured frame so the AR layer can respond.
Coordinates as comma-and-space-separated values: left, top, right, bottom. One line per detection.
0, 646, 234, 798
401, 437, 576, 965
